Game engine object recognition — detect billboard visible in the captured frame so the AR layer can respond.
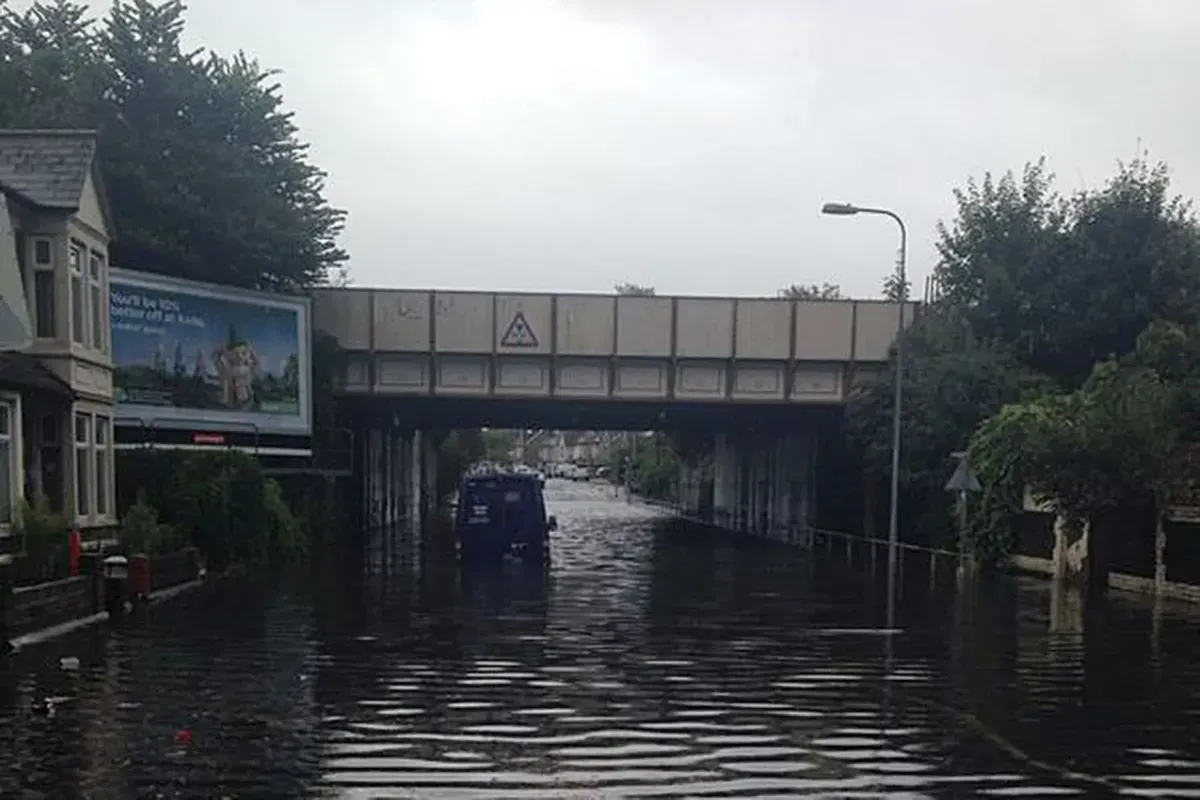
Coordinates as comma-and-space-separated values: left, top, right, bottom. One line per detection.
109, 268, 311, 438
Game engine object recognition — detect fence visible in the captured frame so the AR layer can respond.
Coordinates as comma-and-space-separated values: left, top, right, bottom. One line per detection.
1011, 508, 1200, 603
641, 495, 965, 571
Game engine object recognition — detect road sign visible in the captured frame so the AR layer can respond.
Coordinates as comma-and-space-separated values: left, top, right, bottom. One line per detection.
945, 460, 981, 493
500, 310, 539, 348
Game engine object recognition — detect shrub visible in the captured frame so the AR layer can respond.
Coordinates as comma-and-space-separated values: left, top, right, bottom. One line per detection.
117, 449, 319, 569
16, 494, 70, 582
264, 477, 308, 562
120, 491, 181, 556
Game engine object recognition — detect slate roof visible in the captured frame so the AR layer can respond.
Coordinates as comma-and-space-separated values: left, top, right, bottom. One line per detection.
0, 352, 74, 399
0, 129, 97, 211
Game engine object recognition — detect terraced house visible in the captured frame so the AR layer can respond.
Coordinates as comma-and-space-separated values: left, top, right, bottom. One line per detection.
0, 130, 117, 556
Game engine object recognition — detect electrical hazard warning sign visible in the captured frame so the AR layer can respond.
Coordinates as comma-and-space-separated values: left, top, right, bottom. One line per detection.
500, 311, 539, 348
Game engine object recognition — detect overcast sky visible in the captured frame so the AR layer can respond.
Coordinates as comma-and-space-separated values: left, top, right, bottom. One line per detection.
59, 0, 1200, 297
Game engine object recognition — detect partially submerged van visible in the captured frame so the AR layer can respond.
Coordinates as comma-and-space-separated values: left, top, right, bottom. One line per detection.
456, 472, 557, 566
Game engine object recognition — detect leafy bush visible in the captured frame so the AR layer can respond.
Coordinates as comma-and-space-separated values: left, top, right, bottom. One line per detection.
15, 494, 69, 582
608, 434, 679, 501
120, 491, 181, 556
116, 449, 318, 569
263, 477, 308, 563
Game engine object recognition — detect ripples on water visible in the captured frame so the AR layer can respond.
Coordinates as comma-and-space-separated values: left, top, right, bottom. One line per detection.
1, 481, 1199, 798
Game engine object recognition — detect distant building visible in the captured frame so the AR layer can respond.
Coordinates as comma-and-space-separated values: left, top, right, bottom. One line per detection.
0, 129, 118, 554
537, 430, 622, 466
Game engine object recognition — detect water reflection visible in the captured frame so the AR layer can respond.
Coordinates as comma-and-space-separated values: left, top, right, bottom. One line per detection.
0, 480, 1197, 797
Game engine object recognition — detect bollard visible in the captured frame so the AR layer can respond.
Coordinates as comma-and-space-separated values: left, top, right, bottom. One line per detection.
103, 555, 129, 618
68, 529, 81, 577
129, 554, 151, 601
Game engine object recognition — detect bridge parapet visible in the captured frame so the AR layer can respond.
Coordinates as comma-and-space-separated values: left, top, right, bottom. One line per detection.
314, 289, 916, 405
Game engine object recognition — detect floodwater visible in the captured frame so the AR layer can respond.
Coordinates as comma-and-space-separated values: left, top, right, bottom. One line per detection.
1, 481, 1199, 798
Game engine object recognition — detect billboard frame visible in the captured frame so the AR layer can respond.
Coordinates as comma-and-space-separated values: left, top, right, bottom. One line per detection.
109, 267, 312, 439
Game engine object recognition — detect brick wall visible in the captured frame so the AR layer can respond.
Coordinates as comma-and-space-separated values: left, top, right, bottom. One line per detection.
149, 548, 199, 592
1009, 553, 1200, 603
6, 575, 99, 637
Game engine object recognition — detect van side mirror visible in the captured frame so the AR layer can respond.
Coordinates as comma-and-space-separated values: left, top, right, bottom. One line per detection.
547, 515, 558, 532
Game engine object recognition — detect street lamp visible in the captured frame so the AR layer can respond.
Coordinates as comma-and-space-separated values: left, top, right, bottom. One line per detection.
821, 201, 908, 625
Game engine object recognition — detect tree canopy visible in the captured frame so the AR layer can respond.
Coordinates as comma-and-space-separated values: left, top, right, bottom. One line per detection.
0, 0, 346, 291
779, 283, 842, 300
932, 157, 1200, 386
847, 154, 1200, 559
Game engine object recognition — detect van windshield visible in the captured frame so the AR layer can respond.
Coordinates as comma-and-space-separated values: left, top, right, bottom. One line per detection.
463, 481, 541, 529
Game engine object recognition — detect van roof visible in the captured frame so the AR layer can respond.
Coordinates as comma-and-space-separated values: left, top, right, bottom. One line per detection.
462, 471, 542, 486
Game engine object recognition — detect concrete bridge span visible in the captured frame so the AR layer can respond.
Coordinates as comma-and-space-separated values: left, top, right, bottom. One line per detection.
315, 288, 913, 540
313, 289, 915, 405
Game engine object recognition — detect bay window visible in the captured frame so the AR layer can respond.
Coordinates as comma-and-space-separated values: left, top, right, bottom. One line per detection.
89, 250, 105, 352
94, 416, 109, 516
70, 242, 85, 345
31, 237, 55, 339
0, 402, 12, 526
73, 412, 113, 521
75, 412, 90, 517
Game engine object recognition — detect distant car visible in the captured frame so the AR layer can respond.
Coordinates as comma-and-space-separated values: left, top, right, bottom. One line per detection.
456, 471, 557, 567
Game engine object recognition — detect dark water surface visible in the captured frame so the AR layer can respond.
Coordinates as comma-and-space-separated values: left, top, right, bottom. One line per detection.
1, 480, 1199, 798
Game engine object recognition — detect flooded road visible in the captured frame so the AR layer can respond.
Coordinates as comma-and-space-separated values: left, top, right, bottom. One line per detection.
2, 480, 1200, 798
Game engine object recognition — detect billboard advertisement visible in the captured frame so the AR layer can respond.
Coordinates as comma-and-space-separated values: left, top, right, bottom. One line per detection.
109, 268, 312, 437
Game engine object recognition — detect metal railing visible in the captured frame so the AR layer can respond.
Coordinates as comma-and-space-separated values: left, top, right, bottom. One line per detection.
642, 495, 963, 566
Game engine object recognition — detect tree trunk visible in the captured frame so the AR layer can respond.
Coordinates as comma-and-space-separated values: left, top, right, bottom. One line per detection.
1086, 515, 1110, 599
1154, 506, 1167, 592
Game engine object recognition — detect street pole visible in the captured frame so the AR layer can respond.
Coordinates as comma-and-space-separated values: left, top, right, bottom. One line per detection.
822, 202, 908, 629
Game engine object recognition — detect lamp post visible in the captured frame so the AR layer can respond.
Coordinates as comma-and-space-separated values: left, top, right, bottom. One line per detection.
821, 202, 908, 627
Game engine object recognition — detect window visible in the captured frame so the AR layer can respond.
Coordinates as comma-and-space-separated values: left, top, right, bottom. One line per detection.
40, 414, 59, 447
94, 416, 109, 516
75, 412, 90, 517
70, 242, 85, 345
89, 251, 105, 352
0, 403, 12, 525
31, 238, 55, 339
15, 232, 26, 293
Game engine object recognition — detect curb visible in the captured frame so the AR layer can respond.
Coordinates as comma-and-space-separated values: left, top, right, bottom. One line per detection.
6, 576, 210, 655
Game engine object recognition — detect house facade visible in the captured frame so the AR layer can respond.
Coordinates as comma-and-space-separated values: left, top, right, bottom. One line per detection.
0, 129, 117, 555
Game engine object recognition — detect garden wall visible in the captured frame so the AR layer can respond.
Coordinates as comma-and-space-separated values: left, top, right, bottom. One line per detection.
6, 575, 100, 638
1011, 510, 1200, 602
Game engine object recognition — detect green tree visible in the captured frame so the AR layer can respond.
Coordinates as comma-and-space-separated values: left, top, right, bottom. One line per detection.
607, 433, 678, 500
847, 307, 1046, 545
969, 361, 1180, 570
779, 282, 842, 300
848, 154, 1200, 557
0, 0, 346, 291
435, 429, 487, 499
933, 156, 1200, 386
0, 0, 102, 127
881, 272, 908, 301
1132, 320, 1200, 439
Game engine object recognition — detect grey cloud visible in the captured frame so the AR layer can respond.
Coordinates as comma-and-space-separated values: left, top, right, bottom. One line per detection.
28, 0, 1200, 296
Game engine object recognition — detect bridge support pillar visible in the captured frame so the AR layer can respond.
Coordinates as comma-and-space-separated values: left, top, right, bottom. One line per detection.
712, 433, 736, 529
350, 424, 417, 532
406, 430, 422, 532
419, 431, 439, 529
701, 428, 817, 544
